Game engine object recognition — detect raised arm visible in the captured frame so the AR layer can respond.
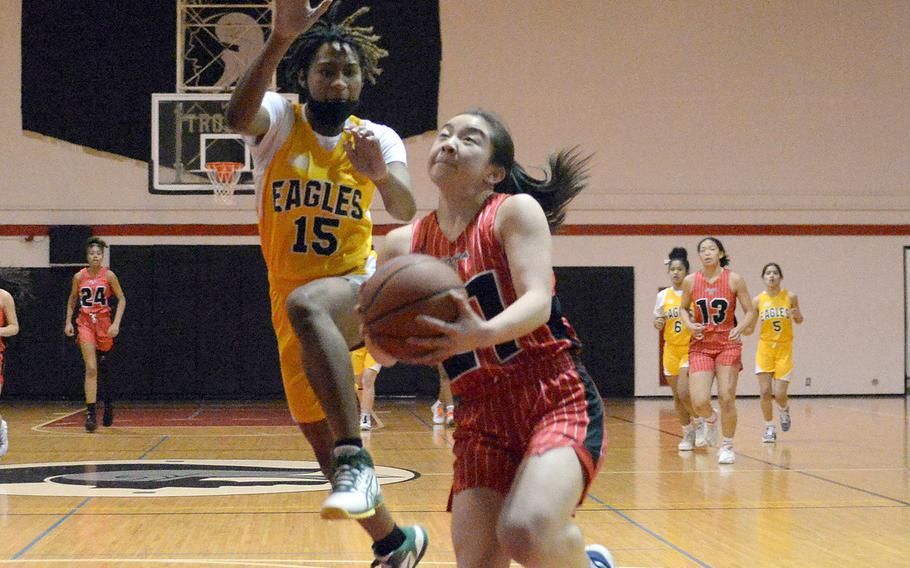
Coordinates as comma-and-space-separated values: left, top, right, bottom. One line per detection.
64, 274, 79, 336
107, 271, 126, 338
225, 0, 334, 137
0, 290, 19, 338
343, 128, 416, 222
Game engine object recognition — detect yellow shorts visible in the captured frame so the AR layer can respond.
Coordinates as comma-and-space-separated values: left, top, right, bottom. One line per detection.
351, 346, 381, 378
662, 342, 689, 377
755, 340, 793, 381
269, 255, 375, 424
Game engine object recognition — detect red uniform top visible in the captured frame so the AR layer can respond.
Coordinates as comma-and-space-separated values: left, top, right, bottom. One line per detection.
690, 268, 737, 346
410, 193, 580, 397
76, 267, 113, 319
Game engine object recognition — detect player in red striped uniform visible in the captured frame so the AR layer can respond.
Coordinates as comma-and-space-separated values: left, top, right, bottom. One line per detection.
377, 110, 613, 568
64, 237, 126, 432
679, 237, 755, 464
0, 286, 20, 457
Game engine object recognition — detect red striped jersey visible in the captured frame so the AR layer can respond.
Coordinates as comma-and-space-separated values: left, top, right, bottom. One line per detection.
76, 267, 112, 317
410, 193, 579, 395
690, 268, 736, 335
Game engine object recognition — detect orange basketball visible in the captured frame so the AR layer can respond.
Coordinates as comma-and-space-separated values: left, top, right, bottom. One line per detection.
360, 254, 464, 361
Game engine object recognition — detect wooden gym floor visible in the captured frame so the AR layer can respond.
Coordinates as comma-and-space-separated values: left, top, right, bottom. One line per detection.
0, 396, 907, 567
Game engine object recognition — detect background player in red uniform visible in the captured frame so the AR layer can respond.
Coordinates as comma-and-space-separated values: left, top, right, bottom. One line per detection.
376, 110, 613, 568
64, 237, 126, 432
0, 286, 20, 457
679, 237, 755, 464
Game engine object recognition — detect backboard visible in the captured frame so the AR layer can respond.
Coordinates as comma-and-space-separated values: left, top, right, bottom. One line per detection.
150, 92, 297, 194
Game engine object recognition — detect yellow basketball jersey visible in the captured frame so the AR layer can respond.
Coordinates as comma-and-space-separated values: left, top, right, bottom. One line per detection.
758, 290, 793, 342
658, 287, 691, 346
258, 104, 375, 282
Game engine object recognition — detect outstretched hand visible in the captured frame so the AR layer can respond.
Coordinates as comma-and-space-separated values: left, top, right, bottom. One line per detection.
404, 291, 488, 366
272, 0, 334, 41
343, 125, 389, 182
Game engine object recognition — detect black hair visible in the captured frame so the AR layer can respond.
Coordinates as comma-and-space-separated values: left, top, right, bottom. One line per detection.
283, 2, 388, 91
85, 236, 107, 252
464, 109, 591, 234
697, 237, 730, 267
667, 247, 689, 272
762, 262, 783, 278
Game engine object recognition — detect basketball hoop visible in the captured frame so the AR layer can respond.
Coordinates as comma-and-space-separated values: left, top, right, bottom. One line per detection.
205, 161, 244, 206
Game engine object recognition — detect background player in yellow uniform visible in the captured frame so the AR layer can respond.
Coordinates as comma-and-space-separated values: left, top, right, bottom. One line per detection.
351, 345, 381, 431
653, 247, 696, 450
752, 262, 803, 443
226, 1, 425, 566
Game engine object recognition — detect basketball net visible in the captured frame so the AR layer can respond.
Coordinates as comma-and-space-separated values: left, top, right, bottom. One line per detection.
205, 161, 244, 206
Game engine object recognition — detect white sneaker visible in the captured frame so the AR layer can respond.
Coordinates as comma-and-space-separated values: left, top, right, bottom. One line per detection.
695, 418, 708, 448
445, 405, 455, 427
585, 544, 615, 568
0, 420, 8, 458
678, 428, 695, 451
320, 447, 382, 520
762, 425, 777, 443
706, 415, 719, 447
431, 400, 445, 425
717, 444, 736, 464
780, 408, 791, 432
359, 413, 372, 431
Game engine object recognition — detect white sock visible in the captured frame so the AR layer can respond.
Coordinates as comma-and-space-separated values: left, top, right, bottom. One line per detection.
722, 437, 734, 447
682, 422, 694, 433
765, 421, 775, 428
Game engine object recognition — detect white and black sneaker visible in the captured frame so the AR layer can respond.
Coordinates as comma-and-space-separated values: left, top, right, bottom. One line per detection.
320, 447, 382, 520
585, 544, 615, 568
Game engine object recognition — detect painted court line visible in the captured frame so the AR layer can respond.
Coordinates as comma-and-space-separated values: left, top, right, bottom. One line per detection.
586, 494, 713, 568
12, 497, 92, 560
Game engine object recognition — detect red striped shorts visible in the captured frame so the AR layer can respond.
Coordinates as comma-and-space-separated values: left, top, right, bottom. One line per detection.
689, 334, 742, 373
450, 358, 606, 505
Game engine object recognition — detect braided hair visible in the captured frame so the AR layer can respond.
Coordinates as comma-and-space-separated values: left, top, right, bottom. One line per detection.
283, 2, 388, 90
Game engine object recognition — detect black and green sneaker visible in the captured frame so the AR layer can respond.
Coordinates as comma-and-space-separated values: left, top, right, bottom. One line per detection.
372, 525, 428, 568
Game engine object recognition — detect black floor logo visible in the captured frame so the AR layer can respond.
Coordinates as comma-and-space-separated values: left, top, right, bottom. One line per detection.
0, 460, 418, 497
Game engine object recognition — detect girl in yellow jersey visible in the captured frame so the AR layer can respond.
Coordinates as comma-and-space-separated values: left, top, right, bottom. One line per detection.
653, 248, 697, 450
226, 1, 427, 566
351, 346, 381, 431
753, 263, 803, 443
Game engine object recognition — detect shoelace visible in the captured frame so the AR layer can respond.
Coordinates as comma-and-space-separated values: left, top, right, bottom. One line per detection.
332, 463, 357, 491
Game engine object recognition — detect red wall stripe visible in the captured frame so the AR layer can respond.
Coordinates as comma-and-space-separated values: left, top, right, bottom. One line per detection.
2, 224, 909, 237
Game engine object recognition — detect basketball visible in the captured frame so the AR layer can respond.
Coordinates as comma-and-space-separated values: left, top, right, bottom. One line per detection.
360, 254, 464, 361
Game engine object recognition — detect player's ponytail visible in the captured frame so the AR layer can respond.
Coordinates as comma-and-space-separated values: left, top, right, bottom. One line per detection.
465, 109, 591, 234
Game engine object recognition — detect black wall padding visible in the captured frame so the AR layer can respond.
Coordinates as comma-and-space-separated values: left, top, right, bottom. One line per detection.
21, 1, 440, 162
553, 267, 635, 397
49, 225, 93, 265
2, 255, 633, 400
